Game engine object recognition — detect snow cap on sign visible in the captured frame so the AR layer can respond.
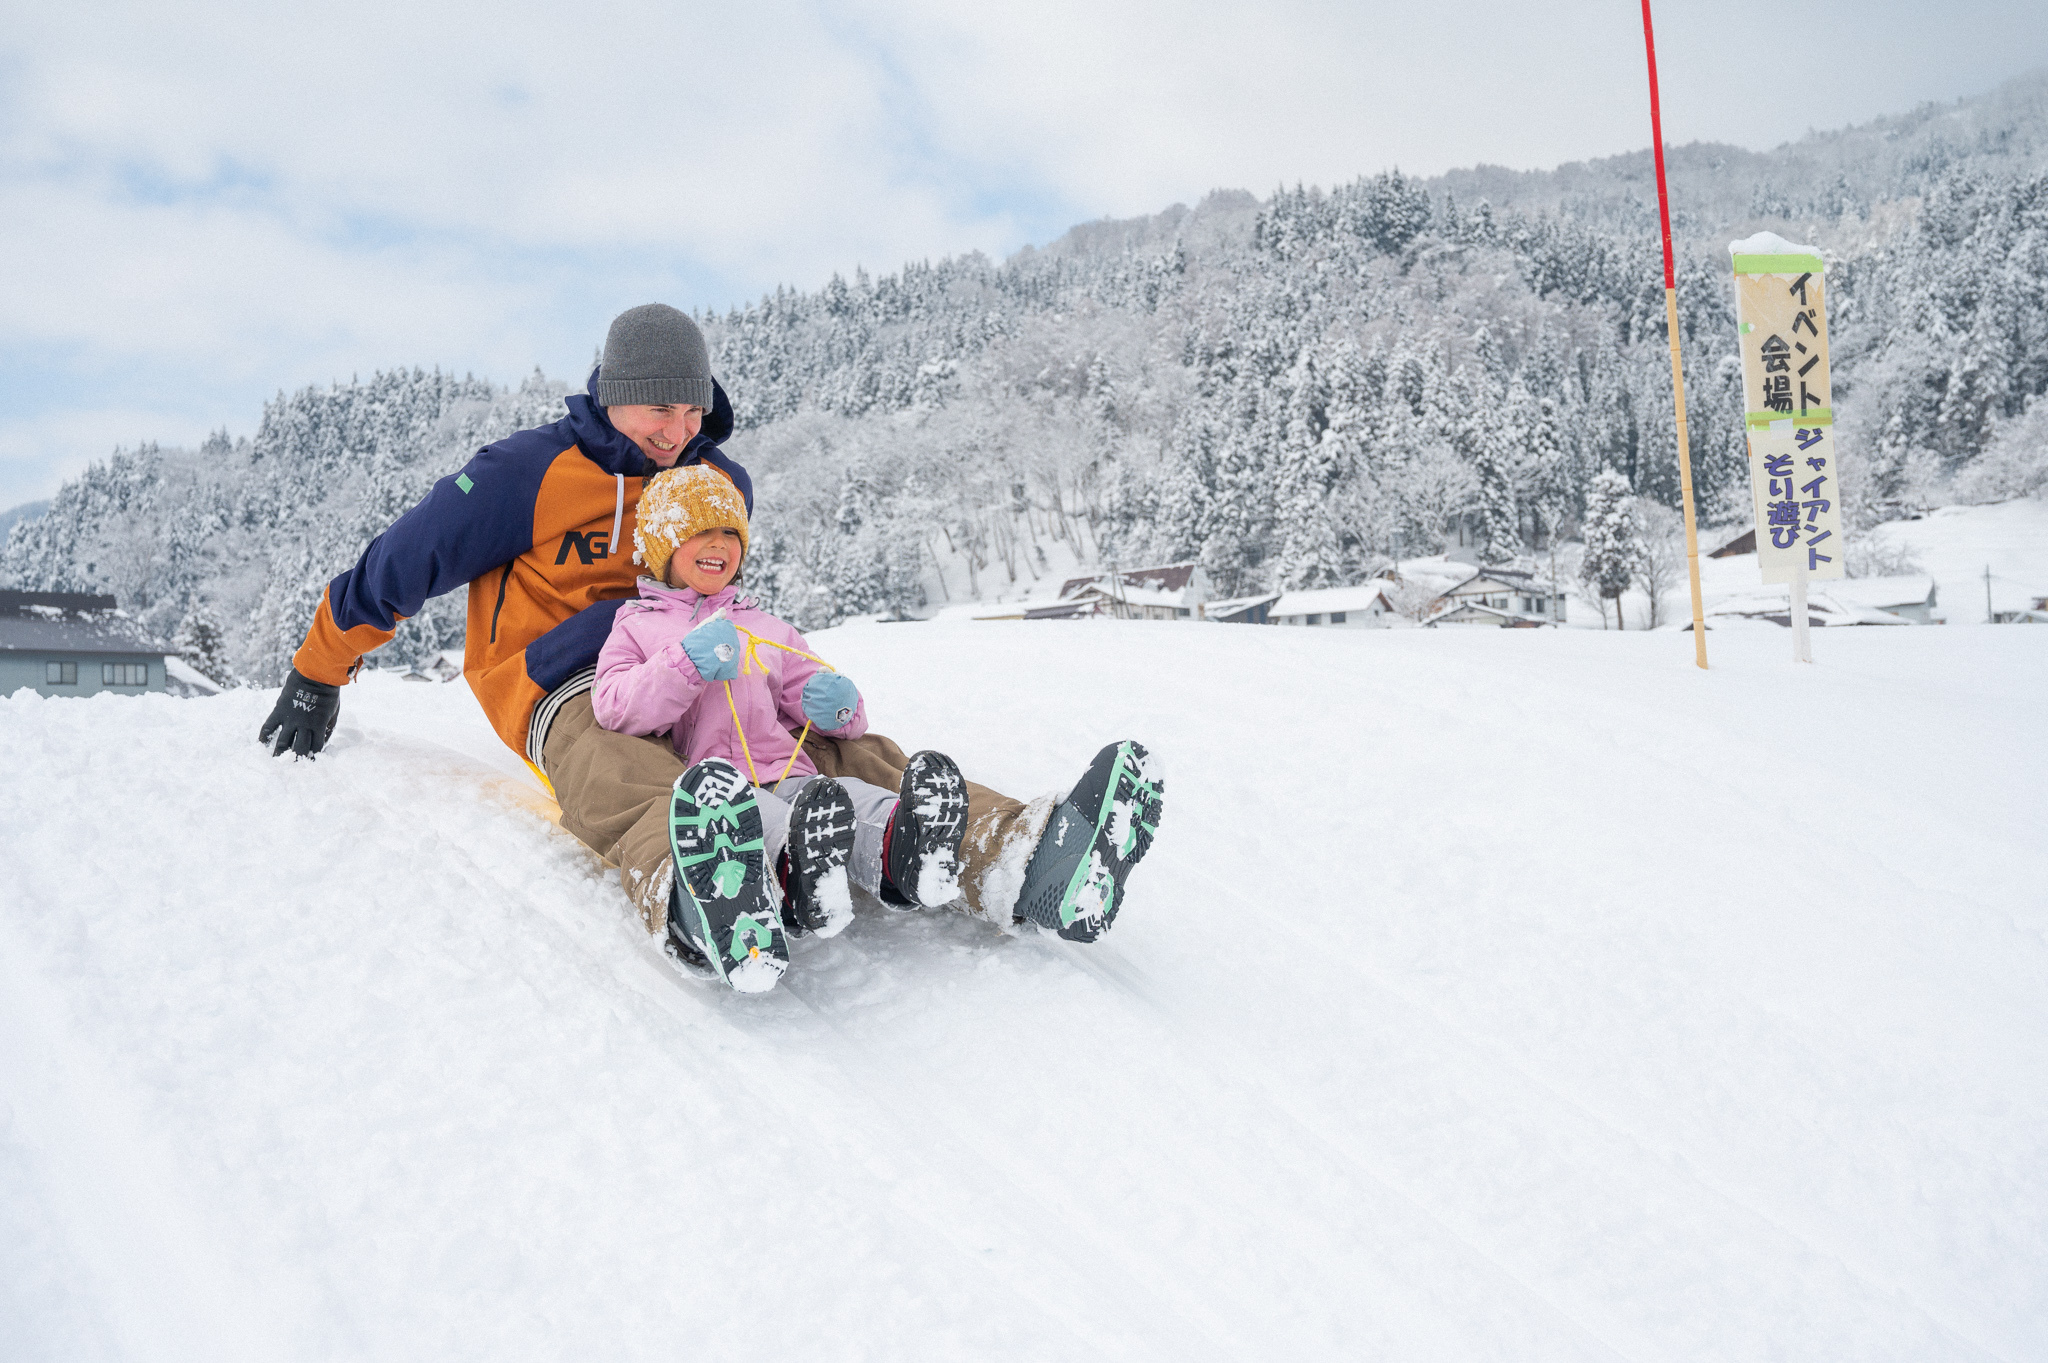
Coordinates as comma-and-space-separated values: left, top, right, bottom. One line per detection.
1729, 231, 1825, 275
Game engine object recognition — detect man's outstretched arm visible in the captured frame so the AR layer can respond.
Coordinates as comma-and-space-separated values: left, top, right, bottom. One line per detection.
261, 444, 545, 756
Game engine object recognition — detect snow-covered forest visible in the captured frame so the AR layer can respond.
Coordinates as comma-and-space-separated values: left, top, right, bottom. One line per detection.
6, 75, 2047, 681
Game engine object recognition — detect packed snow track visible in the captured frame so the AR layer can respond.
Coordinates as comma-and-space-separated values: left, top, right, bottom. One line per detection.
3, 622, 2044, 1361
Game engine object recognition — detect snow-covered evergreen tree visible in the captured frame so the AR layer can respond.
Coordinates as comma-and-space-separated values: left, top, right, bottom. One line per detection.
1579, 469, 1645, 629
1471, 406, 1522, 564
172, 601, 231, 686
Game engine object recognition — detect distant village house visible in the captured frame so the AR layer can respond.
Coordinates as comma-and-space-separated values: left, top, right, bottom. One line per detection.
1825, 576, 1941, 624
1266, 582, 1400, 628
1012, 563, 1215, 621
1423, 567, 1565, 628
1, 591, 170, 698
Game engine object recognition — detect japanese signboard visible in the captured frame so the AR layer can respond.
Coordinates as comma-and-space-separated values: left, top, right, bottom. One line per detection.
1733, 265, 1831, 426
1745, 423, 1843, 583
1731, 236, 1843, 584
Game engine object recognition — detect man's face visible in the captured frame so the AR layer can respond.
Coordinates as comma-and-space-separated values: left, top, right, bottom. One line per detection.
608, 403, 706, 466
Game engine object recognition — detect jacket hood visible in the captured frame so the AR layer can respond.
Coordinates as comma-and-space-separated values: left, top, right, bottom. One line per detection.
565, 366, 736, 478
632, 576, 753, 616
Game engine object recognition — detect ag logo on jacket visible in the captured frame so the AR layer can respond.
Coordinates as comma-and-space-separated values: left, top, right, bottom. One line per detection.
555, 530, 612, 565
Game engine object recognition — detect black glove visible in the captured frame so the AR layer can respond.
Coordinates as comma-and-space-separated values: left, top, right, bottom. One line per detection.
259, 668, 341, 758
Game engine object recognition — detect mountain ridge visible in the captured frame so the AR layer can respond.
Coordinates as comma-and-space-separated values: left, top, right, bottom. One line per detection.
6, 72, 2045, 680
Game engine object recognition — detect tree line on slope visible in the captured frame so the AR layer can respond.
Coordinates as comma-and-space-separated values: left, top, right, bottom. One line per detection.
5, 79, 2047, 678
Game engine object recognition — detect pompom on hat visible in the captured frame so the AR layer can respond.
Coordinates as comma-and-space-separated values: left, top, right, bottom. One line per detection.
635, 463, 750, 584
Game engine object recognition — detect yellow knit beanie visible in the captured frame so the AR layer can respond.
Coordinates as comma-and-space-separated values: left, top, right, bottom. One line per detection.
635, 463, 750, 584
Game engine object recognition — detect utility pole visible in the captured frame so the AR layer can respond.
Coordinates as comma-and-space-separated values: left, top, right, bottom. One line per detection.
1549, 524, 1561, 625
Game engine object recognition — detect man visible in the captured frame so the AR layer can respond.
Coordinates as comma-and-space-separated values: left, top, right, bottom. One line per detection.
259, 304, 1159, 962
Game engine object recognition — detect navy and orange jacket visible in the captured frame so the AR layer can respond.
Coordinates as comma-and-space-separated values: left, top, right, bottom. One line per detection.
292, 369, 753, 761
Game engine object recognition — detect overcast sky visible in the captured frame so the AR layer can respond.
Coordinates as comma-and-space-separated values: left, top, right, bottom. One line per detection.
2, 0, 2044, 509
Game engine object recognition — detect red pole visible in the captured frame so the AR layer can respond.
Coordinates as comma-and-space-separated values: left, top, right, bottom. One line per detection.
1642, 1, 1677, 292
1641, 0, 1709, 666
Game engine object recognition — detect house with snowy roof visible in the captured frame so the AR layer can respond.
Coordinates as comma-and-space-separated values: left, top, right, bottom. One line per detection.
1372, 556, 1478, 597
1267, 582, 1401, 628
0, 591, 171, 698
1424, 567, 1565, 627
1023, 580, 1197, 621
404, 648, 466, 682
1204, 591, 1283, 624
1054, 562, 1213, 619
1823, 576, 1941, 624
1707, 526, 1757, 559
1692, 577, 1943, 630
1426, 601, 1553, 628
1690, 589, 1913, 630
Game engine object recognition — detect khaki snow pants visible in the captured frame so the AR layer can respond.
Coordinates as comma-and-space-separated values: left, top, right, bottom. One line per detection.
539, 693, 1043, 933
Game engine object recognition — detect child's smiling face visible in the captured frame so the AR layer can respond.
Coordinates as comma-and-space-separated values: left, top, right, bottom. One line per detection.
665, 526, 743, 594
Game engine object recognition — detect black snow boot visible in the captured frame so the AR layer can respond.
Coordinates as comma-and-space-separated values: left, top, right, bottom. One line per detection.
1014, 741, 1163, 943
667, 757, 788, 993
663, 884, 713, 975
783, 776, 857, 938
880, 750, 969, 908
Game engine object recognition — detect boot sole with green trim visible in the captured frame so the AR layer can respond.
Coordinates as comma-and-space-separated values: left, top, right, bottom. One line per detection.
1015, 741, 1163, 943
669, 758, 787, 993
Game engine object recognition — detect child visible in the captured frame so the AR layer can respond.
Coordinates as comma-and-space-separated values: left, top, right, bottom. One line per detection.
592, 464, 971, 992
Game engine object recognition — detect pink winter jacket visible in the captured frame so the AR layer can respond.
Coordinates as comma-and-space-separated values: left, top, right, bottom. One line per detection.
592, 579, 867, 782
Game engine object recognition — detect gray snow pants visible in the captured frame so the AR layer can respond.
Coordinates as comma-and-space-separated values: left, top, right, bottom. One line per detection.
538, 692, 1044, 933
757, 772, 898, 900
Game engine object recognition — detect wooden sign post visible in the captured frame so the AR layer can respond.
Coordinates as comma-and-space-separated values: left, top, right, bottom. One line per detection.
1641, 0, 1710, 666
1730, 233, 1844, 662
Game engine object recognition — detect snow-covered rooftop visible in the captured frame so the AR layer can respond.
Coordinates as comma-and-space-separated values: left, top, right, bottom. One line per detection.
0, 598, 167, 656
1203, 591, 1282, 618
163, 656, 223, 697
1070, 583, 1192, 610
1270, 582, 1391, 617
1382, 555, 1480, 591
1058, 562, 1201, 600
1426, 601, 1548, 627
1823, 575, 1936, 610
1704, 588, 1910, 627
1442, 567, 1561, 596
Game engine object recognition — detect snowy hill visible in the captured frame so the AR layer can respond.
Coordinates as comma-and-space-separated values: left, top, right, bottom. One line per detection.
17, 74, 2048, 676
4, 623, 2045, 1360
1865, 498, 2048, 623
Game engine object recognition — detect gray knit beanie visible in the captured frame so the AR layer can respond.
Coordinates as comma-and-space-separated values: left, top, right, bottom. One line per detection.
596, 304, 714, 409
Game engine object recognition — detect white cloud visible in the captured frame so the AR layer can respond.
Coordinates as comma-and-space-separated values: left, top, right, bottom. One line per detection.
839, 0, 2048, 214
0, 0, 2043, 508
0, 404, 220, 511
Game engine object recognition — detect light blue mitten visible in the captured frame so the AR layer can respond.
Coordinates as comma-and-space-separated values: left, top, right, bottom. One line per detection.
801, 672, 860, 729
681, 617, 741, 681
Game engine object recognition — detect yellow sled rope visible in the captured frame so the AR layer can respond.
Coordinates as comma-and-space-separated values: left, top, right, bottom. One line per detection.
717, 621, 837, 789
